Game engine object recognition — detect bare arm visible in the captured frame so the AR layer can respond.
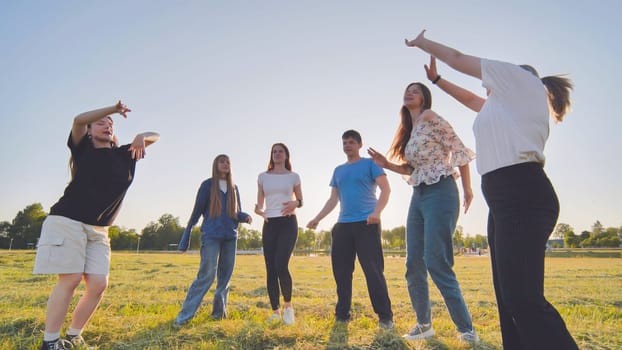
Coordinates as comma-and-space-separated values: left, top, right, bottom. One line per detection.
71, 101, 131, 145
367, 147, 413, 175
425, 56, 485, 113
306, 187, 339, 229
255, 182, 267, 221
129, 132, 160, 160
406, 30, 482, 80
367, 174, 390, 225
282, 183, 303, 216
458, 164, 473, 214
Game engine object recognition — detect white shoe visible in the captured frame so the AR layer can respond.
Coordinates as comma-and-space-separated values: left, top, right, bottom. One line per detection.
267, 312, 281, 323
403, 323, 435, 340
283, 306, 295, 325
458, 329, 480, 343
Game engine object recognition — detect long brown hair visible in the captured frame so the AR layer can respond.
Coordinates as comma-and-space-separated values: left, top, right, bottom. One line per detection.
388, 82, 432, 162
208, 154, 238, 219
267, 143, 292, 171
520, 65, 573, 122
542, 76, 573, 122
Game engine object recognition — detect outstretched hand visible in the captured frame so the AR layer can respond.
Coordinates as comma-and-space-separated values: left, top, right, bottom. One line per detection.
367, 147, 388, 168
129, 134, 146, 160
424, 55, 438, 81
404, 29, 426, 48
115, 100, 131, 118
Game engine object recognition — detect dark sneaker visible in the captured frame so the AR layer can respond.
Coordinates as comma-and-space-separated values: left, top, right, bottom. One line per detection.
39, 338, 72, 350
403, 323, 435, 340
378, 319, 394, 330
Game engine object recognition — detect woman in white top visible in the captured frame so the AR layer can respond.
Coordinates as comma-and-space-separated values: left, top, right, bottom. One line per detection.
255, 143, 303, 325
368, 82, 477, 342
405, 30, 577, 350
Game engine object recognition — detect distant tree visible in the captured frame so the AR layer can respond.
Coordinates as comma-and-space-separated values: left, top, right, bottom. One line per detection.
296, 227, 316, 250
109, 226, 140, 250
140, 214, 184, 250
8, 203, 47, 249
591, 221, 603, 236
563, 231, 581, 248
453, 225, 465, 248
0, 221, 12, 249
382, 226, 405, 249
317, 230, 332, 250
552, 223, 573, 240
579, 231, 591, 240
238, 226, 262, 250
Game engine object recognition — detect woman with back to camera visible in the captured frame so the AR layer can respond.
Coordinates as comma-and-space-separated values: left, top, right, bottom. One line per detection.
254, 143, 303, 325
174, 154, 252, 327
368, 80, 478, 342
404, 29, 577, 349
33, 101, 159, 350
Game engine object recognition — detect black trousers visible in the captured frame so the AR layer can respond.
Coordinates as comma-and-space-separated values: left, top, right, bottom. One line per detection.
331, 221, 393, 322
262, 215, 298, 310
482, 162, 578, 350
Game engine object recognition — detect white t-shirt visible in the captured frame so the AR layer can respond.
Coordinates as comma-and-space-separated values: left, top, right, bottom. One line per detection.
258, 171, 301, 218
474, 59, 550, 175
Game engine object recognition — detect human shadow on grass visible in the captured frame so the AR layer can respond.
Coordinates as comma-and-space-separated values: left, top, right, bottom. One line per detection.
325, 320, 349, 349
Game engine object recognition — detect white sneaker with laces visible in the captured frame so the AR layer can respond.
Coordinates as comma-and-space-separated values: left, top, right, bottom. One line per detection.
458, 329, 480, 343
403, 323, 435, 340
283, 306, 295, 325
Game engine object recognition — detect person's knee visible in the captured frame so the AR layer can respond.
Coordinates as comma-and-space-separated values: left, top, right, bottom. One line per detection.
58, 273, 83, 291
85, 275, 109, 296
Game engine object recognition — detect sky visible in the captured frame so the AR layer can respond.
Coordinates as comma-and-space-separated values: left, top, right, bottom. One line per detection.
1, 1, 621, 238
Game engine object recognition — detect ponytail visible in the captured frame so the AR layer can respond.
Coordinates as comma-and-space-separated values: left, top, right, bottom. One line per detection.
542, 75, 573, 122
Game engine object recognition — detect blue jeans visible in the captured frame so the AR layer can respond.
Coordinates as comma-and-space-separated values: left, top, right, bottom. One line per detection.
405, 176, 473, 332
176, 237, 237, 323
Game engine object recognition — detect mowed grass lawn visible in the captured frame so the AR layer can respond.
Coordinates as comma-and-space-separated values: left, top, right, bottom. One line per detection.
1, 251, 620, 349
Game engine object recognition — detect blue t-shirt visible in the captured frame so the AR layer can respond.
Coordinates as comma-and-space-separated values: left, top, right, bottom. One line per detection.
330, 158, 385, 223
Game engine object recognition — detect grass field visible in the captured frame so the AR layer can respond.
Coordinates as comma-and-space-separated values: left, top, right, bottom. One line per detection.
0, 251, 620, 349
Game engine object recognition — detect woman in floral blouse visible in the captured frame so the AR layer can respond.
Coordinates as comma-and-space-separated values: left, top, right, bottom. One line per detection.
368, 82, 478, 343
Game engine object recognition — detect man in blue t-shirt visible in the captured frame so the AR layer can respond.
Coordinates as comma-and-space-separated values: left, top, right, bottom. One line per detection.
307, 129, 394, 329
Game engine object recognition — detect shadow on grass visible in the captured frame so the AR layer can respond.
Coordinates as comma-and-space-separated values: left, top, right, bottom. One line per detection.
326, 320, 348, 349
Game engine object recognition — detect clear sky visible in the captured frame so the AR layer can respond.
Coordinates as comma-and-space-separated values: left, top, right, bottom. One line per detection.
1, 1, 620, 237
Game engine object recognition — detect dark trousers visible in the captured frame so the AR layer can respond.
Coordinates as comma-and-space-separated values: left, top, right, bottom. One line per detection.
331, 221, 393, 322
482, 162, 578, 350
262, 215, 298, 310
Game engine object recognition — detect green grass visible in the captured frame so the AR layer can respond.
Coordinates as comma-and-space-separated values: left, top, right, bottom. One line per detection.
0, 251, 620, 349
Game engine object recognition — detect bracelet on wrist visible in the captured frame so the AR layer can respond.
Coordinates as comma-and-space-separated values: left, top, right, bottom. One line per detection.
432, 75, 441, 84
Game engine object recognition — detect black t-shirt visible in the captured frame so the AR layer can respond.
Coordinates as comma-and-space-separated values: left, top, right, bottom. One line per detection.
50, 133, 137, 226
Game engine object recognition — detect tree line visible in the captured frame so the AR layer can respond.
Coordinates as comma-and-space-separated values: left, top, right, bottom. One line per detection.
1, 203, 620, 251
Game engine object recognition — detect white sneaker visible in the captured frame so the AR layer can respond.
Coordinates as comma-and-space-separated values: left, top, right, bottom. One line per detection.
458, 329, 480, 343
403, 323, 435, 340
267, 312, 281, 323
283, 306, 295, 325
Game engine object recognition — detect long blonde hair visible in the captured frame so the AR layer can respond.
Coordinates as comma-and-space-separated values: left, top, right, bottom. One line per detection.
208, 154, 238, 219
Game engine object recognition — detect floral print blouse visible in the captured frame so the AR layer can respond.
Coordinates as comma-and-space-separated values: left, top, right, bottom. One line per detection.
404, 113, 475, 186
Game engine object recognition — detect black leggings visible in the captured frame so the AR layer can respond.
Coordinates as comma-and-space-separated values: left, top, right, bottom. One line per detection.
482, 162, 577, 350
262, 215, 298, 310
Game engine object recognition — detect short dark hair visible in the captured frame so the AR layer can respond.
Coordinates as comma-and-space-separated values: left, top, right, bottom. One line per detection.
342, 129, 362, 144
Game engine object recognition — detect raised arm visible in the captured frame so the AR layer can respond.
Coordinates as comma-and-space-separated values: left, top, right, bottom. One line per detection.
306, 187, 339, 230
71, 100, 131, 145
367, 147, 413, 175
425, 56, 485, 113
367, 174, 390, 225
406, 30, 482, 80
129, 131, 160, 160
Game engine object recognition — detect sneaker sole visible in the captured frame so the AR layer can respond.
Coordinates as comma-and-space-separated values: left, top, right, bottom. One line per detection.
403, 329, 435, 340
